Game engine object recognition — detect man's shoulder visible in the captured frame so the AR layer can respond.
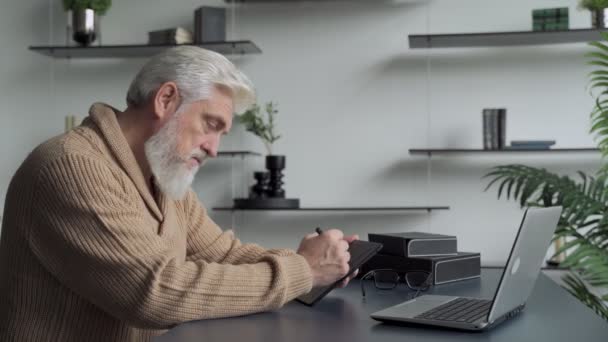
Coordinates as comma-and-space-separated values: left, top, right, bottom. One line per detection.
22, 121, 112, 178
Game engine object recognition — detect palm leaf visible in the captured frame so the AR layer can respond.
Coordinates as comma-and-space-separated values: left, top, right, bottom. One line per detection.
563, 273, 608, 320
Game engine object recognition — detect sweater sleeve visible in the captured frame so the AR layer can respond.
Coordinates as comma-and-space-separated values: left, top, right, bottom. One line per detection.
181, 190, 305, 265
28, 154, 312, 329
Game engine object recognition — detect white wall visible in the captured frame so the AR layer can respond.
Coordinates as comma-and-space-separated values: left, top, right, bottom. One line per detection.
0, 0, 601, 266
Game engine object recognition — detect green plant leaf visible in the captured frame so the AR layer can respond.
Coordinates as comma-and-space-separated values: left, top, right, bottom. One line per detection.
562, 273, 608, 320
237, 102, 281, 154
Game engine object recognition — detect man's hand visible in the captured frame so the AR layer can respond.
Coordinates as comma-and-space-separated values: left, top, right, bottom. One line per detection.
296, 229, 359, 288
336, 234, 359, 288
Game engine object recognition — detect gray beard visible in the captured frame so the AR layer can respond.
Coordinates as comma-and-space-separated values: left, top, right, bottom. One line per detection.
144, 113, 199, 200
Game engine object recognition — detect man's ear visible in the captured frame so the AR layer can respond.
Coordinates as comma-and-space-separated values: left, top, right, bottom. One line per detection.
153, 81, 180, 121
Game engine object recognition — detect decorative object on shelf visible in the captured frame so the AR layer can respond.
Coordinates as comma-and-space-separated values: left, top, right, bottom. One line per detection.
265, 155, 286, 198
62, 0, 111, 46
579, 0, 608, 28
235, 102, 300, 209
484, 33, 608, 321
532, 7, 569, 31
148, 27, 193, 45
250, 171, 269, 198
505, 140, 556, 150
194, 6, 226, 43
482, 108, 506, 150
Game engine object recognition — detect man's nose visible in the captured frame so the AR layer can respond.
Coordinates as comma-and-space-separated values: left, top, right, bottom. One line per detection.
201, 136, 219, 158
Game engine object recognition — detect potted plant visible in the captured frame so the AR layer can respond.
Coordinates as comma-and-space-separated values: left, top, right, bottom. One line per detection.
484, 33, 608, 321
238, 102, 281, 155
579, 0, 608, 28
62, 0, 112, 46
238, 102, 288, 198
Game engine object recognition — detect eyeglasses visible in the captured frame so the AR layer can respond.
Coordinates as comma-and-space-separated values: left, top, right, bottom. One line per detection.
360, 269, 432, 299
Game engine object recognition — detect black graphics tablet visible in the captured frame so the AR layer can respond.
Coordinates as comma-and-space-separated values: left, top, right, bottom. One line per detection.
296, 240, 383, 306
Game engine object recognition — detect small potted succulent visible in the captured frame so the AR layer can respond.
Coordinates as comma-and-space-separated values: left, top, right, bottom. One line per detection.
62, 0, 112, 46
579, 0, 608, 28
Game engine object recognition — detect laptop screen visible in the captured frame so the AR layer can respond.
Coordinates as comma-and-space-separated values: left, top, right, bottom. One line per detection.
486, 207, 562, 323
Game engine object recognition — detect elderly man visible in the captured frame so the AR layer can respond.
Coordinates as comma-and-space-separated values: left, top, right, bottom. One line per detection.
0, 46, 354, 341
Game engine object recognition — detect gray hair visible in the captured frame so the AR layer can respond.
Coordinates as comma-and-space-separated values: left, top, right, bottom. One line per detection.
126, 46, 255, 113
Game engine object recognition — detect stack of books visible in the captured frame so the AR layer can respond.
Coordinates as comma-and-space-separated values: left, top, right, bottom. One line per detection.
482, 108, 507, 150
507, 140, 556, 150
361, 232, 481, 286
148, 27, 193, 45
532, 7, 569, 31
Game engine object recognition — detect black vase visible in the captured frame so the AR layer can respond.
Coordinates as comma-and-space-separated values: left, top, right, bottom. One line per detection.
265, 155, 286, 198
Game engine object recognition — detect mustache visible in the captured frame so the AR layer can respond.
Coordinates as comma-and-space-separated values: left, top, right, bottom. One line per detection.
187, 150, 208, 165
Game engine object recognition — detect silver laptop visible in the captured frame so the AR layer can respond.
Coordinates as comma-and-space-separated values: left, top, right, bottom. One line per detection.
371, 206, 562, 331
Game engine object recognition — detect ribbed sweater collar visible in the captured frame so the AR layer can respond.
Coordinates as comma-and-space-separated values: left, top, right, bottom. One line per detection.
87, 102, 164, 222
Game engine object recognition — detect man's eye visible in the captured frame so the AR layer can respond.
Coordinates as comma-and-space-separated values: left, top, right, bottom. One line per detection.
206, 119, 218, 129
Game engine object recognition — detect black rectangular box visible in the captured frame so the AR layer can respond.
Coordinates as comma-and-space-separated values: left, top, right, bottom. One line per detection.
368, 232, 457, 257
361, 252, 481, 285
194, 6, 226, 43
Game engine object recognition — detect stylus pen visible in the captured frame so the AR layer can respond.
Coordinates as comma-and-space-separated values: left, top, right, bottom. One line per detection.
315, 227, 323, 235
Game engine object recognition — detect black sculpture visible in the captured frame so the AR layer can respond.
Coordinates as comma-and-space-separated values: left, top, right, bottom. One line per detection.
234, 155, 299, 209
250, 171, 269, 198
265, 155, 285, 198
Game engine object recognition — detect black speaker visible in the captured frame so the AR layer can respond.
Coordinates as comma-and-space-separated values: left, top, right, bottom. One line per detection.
368, 232, 457, 257
194, 6, 226, 43
361, 252, 481, 285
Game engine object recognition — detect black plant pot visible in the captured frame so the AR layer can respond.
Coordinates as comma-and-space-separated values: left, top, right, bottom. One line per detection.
71, 9, 99, 46
265, 155, 285, 170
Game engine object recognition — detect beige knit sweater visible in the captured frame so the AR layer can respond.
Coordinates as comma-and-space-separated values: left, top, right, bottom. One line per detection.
0, 103, 312, 342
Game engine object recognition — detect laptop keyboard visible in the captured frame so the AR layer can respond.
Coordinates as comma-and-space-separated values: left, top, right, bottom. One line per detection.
414, 298, 492, 323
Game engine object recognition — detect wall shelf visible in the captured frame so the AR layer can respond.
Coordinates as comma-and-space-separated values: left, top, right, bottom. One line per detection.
409, 148, 600, 156
409, 28, 607, 49
29, 41, 262, 59
213, 206, 450, 212
217, 150, 261, 157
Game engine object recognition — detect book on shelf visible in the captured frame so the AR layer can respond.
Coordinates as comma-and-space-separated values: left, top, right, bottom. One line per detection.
508, 140, 556, 149
482, 108, 506, 150
511, 140, 555, 146
504, 145, 551, 150
532, 7, 569, 31
148, 27, 193, 45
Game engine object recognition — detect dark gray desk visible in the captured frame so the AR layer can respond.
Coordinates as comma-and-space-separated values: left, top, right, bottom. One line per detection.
155, 268, 608, 342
